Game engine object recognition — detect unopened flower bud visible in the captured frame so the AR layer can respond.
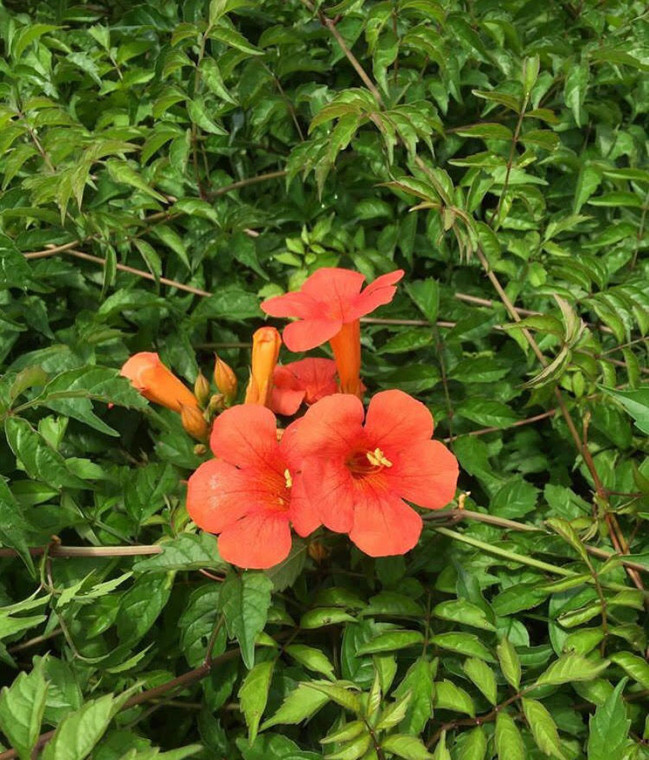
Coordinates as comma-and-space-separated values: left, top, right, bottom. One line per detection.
121, 352, 199, 413
180, 404, 209, 441
213, 355, 238, 405
208, 393, 225, 415
193, 443, 207, 456
245, 327, 282, 407
193, 372, 211, 407
308, 539, 329, 563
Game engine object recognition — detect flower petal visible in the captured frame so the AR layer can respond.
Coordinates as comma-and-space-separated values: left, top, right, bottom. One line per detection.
288, 473, 321, 537
301, 458, 356, 533
210, 404, 282, 473
300, 268, 366, 320
270, 386, 305, 416
261, 291, 322, 319
389, 439, 459, 510
186, 459, 255, 534
288, 358, 339, 405
349, 487, 423, 557
364, 389, 434, 452
294, 393, 365, 459
282, 318, 342, 352
347, 269, 404, 321
218, 512, 292, 569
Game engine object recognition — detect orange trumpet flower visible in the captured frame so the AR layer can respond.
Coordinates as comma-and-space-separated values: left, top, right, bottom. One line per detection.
120, 352, 200, 413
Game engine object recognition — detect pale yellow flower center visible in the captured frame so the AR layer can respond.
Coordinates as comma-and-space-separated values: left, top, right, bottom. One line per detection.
366, 448, 392, 468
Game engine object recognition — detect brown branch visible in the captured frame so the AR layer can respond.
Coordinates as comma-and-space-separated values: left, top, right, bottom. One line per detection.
0, 544, 162, 559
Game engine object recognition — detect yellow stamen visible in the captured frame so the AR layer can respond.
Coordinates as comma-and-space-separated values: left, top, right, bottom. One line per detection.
284, 469, 293, 489
366, 448, 392, 468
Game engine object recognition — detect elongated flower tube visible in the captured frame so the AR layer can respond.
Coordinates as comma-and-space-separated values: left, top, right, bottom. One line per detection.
244, 326, 282, 406
120, 352, 200, 413
261, 268, 403, 397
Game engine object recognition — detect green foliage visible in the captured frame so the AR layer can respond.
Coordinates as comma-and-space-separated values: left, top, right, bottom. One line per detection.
0, 0, 647, 758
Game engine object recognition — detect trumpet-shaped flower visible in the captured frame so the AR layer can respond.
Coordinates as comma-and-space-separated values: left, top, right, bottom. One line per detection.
261, 267, 403, 396
270, 358, 339, 416
293, 390, 459, 557
186, 405, 319, 569
121, 352, 200, 413
261, 268, 404, 352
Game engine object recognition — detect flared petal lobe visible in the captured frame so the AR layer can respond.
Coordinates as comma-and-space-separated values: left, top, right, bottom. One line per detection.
282, 317, 342, 352
364, 390, 434, 452
294, 393, 365, 459
347, 270, 405, 321
121, 352, 199, 413
388, 439, 459, 510
209, 404, 281, 472
218, 512, 293, 569
349, 488, 423, 557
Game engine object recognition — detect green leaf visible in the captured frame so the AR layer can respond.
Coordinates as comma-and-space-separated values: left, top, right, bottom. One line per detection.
587, 678, 630, 760
356, 630, 424, 655
495, 711, 525, 760
106, 159, 166, 202
456, 123, 514, 141
431, 633, 495, 662
434, 680, 475, 716
600, 387, 649, 435
456, 727, 487, 760
564, 61, 589, 126
432, 600, 495, 632
133, 534, 226, 573
609, 652, 649, 690
522, 698, 566, 759
392, 658, 435, 734
381, 734, 434, 760
116, 572, 173, 644
463, 658, 497, 705
0, 477, 35, 572
4, 417, 86, 490
285, 645, 335, 680
431, 732, 451, 760
187, 98, 228, 135
0, 658, 48, 760
457, 399, 518, 428
220, 572, 273, 668
239, 659, 275, 745
534, 654, 609, 687
497, 637, 521, 691
179, 586, 224, 668
301, 681, 361, 714
41, 692, 128, 760
260, 684, 329, 730
404, 279, 439, 323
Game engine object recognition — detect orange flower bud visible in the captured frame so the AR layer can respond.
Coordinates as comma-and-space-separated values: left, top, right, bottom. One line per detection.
213, 355, 238, 405
193, 372, 211, 407
244, 327, 282, 407
121, 352, 200, 413
180, 404, 210, 441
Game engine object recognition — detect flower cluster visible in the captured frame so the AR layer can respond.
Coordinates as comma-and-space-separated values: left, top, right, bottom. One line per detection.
122, 267, 459, 569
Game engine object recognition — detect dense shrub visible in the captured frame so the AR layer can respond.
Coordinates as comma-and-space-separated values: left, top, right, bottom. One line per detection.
0, 0, 648, 758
